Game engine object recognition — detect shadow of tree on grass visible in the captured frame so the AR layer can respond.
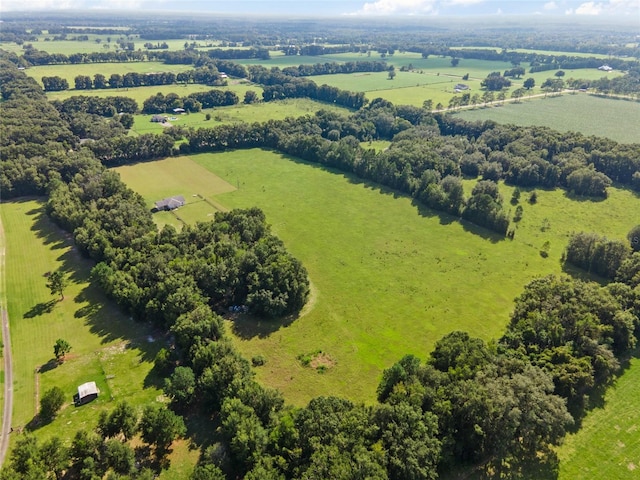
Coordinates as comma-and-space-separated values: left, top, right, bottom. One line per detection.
228, 312, 297, 340
23, 299, 57, 318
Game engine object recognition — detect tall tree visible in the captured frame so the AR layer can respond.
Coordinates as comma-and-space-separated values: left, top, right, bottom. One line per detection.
40, 386, 65, 422
53, 338, 71, 363
139, 404, 186, 455
46, 269, 68, 300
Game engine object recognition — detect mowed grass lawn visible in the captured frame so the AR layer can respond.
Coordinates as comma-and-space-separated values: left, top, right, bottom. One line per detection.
115, 149, 639, 405
0, 200, 201, 475
454, 94, 640, 144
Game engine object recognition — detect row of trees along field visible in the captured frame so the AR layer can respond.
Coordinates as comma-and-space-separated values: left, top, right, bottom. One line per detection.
70, 96, 639, 235
2, 60, 640, 479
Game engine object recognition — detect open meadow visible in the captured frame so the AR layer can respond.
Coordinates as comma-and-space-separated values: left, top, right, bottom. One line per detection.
556, 352, 640, 480
23, 48, 625, 114
454, 93, 640, 144
45, 81, 261, 107
0, 200, 200, 477
115, 149, 638, 405
27, 61, 195, 88
128, 98, 350, 136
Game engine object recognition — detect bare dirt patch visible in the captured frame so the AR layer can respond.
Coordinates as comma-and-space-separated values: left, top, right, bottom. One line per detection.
297, 350, 336, 373
309, 352, 336, 370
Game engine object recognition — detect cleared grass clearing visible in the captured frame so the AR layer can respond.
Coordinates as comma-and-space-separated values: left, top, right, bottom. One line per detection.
0, 199, 162, 446
114, 156, 235, 228
27, 62, 195, 87
46, 82, 261, 108
557, 352, 640, 480
454, 94, 640, 144
115, 156, 236, 203
116, 150, 638, 405
129, 98, 350, 136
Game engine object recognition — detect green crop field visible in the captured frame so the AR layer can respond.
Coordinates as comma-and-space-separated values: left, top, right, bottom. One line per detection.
454, 94, 640, 144
114, 149, 638, 405
451, 46, 620, 60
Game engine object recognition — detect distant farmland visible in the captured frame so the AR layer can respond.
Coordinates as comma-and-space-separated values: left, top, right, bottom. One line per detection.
454, 94, 640, 144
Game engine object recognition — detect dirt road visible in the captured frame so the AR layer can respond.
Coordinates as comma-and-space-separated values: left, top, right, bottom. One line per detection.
0, 214, 12, 467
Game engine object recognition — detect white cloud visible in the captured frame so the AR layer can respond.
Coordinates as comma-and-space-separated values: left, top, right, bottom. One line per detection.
567, 0, 640, 15
445, 0, 485, 5
359, 0, 438, 15
1, 0, 79, 9
575, 1, 603, 14
543, 1, 558, 10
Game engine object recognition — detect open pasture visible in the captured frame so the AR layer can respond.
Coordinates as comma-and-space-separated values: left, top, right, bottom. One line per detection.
129, 98, 350, 135
114, 155, 236, 228
27, 61, 195, 87
0, 200, 162, 445
115, 149, 638, 405
557, 352, 640, 480
451, 46, 619, 60
0, 36, 239, 55
454, 94, 640, 144
46, 81, 260, 107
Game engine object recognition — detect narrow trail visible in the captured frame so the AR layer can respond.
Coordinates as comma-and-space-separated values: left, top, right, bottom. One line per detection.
0, 213, 12, 467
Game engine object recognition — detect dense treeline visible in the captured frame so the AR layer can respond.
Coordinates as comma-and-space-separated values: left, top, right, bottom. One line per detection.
141, 89, 239, 114
280, 60, 388, 76
564, 230, 636, 280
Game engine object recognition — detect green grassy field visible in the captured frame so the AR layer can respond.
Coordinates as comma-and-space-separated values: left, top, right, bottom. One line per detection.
26, 49, 623, 114
0, 200, 203, 476
557, 352, 640, 480
129, 98, 350, 136
27, 62, 195, 87
0, 199, 163, 436
115, 149, 638, 405
0, 37, 236, 55
290, 52, 622, 107
454, 94, 640, 144
45, 81, 260, 107
451, 46, 621, 60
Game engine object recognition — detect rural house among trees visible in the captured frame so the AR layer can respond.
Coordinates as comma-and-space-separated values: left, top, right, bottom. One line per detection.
153, 195, 186, 211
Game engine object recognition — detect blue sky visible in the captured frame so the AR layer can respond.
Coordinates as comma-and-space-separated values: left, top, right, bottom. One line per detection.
1, 0, 638, 19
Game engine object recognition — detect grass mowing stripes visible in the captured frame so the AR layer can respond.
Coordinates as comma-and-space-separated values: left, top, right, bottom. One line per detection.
454, 94, 640, 144
0, 199, 163, 450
